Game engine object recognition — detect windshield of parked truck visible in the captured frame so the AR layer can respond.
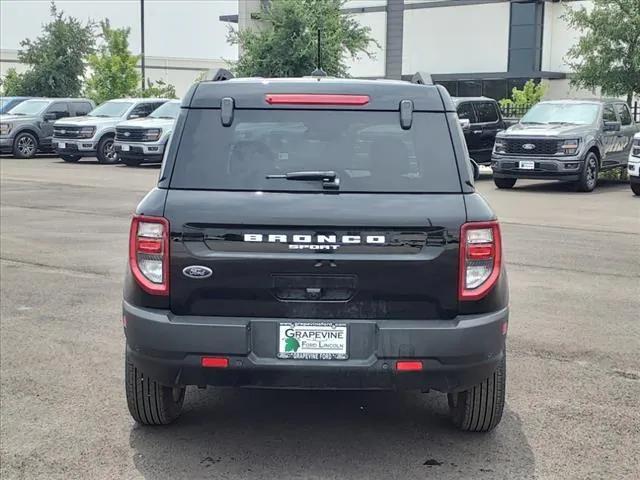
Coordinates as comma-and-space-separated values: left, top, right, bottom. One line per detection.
149, 101, 180, 119
521, 103, 599, 125
7, 100, 49, 116
89, 101, 133, 118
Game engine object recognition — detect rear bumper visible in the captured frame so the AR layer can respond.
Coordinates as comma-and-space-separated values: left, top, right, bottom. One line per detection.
492, 154, 582, 181
123, 301, 508, 392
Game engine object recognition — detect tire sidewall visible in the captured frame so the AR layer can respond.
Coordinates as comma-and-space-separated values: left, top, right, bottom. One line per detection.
578, 153, 598, 192
97, 136, 118, 164
12, 132, 38, 159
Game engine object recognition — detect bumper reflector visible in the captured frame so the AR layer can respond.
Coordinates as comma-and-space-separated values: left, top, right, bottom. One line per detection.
396, 360, 423, 372
201, 357, 229, 368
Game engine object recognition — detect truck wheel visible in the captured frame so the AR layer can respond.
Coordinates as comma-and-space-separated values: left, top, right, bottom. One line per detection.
96, 136, 118, 164
12, 132, 38, 159
122, 158, 142, 167
494, 177, 516, 189
575, 152, 598, 192
448, 355, 506, 432
125, 351, 185, 425
631, 183, 640, 196
61, 154, 81, 162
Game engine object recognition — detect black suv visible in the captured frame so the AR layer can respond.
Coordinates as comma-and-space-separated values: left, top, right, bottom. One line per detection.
453, 97, 510, 165
123, 71, 509, 432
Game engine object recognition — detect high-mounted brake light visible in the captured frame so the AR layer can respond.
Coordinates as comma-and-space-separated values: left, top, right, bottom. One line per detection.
265, 94, 370, 106
459, 221, 502, 301
129, 215, 169, 296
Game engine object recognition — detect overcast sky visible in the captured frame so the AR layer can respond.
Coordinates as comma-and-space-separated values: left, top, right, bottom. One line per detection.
0, 0, 239, 60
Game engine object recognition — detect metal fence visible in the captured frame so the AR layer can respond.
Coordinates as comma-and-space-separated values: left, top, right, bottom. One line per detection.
500, 101, 640, 122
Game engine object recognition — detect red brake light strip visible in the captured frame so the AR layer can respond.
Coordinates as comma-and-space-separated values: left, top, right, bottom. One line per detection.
265, 94, 370, 106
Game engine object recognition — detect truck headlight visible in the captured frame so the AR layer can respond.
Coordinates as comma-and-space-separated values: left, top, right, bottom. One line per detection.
632, 138, 640, 158
493, 138, 506, 154
143, 129, 161, 141
559, 139, 580, 155
0, 123, 11, 135
78, 126, 96, 139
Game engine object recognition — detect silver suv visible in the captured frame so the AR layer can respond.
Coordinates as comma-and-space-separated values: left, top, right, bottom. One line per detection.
53, 98, 169, 163
114, 100, 180, 166
0, 98, 94, 158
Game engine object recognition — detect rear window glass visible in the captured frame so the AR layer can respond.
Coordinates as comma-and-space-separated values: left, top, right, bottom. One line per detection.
170, 110, 461, 193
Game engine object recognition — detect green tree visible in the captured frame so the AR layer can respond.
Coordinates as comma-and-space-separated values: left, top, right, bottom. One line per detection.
85, 20, 140, 104
563, 0, 640, 105
0, 68, 25, 96
135, 79, 177, 99
228, 0, 377, 77
499, 80, 547, 111
2, 2, 94, 97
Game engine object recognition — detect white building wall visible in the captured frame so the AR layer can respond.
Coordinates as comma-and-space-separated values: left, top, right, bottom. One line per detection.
543, 0, 593, 73
346, 11, 387, 78
402, 2, 510, 74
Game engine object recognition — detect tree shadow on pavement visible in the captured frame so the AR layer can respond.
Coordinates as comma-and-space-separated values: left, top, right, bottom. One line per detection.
129, 388, 535, 480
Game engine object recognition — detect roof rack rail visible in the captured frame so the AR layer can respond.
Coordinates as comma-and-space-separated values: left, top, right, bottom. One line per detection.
203, 68, 234, 82
411, 71, 433, 85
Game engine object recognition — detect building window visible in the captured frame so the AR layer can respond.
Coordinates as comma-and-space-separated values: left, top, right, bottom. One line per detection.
508, 1, 543, 73
458, 80, 482, 97
482, 80, 508, 101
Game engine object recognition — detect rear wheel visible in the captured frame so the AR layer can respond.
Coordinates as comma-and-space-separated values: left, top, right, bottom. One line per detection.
61, 154, 81, 162
96, 136, 118, 164
575, 152, 598, 192
125, 351, 185, 425
448, 355, 506, 432
12, 132, 38, 159
631, 183, 640, 196
494, 177, 516, 189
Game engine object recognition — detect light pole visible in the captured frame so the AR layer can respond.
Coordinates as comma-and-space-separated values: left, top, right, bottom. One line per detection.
140, 0, 145, 92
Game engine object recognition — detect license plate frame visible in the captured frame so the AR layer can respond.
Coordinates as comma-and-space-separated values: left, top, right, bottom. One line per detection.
57, 142, 65, 149
277, 322, 348, 360
121, 144, 130, 152
519, 160, 535, 170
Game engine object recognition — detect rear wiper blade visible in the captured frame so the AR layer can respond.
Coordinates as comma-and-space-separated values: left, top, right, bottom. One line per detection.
266, 170, 340, 189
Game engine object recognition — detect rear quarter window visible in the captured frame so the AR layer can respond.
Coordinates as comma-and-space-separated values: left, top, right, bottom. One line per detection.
169, 109, 462, 193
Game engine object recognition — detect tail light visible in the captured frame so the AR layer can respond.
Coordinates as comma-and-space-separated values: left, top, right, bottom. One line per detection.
129, 215, 169, 295
459, 221, 501, 301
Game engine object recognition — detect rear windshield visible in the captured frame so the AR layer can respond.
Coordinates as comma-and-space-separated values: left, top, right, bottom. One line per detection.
170, 110, 461, 193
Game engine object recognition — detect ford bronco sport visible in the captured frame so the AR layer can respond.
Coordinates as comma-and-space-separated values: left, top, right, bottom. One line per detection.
123, 70, 509, 432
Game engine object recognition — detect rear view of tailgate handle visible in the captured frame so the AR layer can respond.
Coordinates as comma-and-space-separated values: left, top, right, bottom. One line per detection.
273, 275, 357, 302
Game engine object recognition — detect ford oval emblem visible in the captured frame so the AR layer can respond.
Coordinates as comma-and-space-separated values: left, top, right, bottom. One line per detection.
124, 131, 131, 137
182, 265, 213, 279
522, 143, 536, 150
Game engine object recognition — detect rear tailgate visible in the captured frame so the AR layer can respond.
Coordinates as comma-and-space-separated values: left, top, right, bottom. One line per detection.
166, 191, 464, 320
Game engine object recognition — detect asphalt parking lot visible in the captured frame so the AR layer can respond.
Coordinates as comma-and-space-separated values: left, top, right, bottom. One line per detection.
1, 156, 639, 480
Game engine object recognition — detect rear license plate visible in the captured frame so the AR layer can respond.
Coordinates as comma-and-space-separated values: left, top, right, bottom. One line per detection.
519, 160, 535, 170
121, 144, 130, 151
57, 142, 65, 149
277, 322, 348, 360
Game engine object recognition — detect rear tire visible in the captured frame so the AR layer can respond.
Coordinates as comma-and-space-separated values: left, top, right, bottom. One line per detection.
494, 177, 516, 189
125, 351, 185, 425
575, 152, 598, 192
12, 132, 38, 159
631, 183, 640, 196
61, 154, 81, 162
448, 355, 506, 432
96, 136, 118, 164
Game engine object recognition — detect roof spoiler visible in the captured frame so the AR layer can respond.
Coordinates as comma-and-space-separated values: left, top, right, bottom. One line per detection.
410, 71, 433, 85
203, 68, 234, 82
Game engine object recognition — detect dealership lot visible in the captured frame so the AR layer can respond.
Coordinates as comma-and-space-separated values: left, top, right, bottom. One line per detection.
1, 157, 638, 480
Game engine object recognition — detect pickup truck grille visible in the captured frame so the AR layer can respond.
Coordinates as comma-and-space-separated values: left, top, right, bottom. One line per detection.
116, 128, 148, 142
53, 126, 83, 139
505, 138, 559, 155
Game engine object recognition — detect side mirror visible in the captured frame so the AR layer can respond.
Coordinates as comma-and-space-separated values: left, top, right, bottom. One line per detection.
43, 112, 57, 121
470, 158, 480, 181
459, 118, 471, 131
603, 121, 621, 132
